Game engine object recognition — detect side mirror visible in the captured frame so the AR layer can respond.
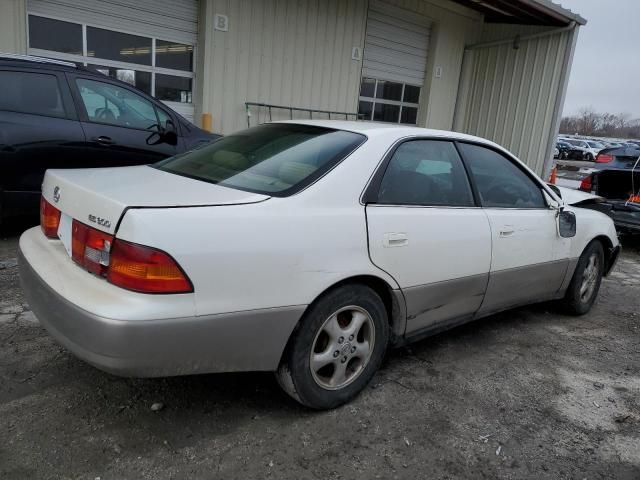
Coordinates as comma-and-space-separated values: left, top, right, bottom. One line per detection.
558, 210, 577, 238
146, 126, 178, 146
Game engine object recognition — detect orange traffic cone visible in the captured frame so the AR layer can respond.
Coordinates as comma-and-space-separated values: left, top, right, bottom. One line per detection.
549, 167, 557, 184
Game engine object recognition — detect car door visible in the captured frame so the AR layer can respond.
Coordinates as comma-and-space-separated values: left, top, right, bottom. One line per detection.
68, 75, 179, 167
364, 139, 492, 335
0, 68, 85, 218
456, 142, 570, 315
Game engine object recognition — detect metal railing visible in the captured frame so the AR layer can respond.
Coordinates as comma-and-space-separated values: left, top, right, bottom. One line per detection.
245, 102, 360, 128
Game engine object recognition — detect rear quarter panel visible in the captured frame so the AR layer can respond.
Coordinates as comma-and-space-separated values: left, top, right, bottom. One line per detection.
116, 199, 398, 316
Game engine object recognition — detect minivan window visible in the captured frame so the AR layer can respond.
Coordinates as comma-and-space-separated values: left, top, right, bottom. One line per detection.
155, 124, 365, 196
0, 71, 66, 118
76, 78, 159, 130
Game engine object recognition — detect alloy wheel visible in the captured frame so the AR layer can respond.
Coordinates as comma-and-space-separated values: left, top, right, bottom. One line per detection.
580, 253, 600, 302
309, 306, 375, 390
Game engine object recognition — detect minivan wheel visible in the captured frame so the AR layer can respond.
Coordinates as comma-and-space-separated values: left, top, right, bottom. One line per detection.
561, 241, 604, 315
276, 284, 389, 409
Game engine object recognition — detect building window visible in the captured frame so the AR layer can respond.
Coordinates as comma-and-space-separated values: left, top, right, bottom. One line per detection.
27, 15, 194, 106
28, 15, 82, 56
87, 27, 152, 65
358, 77, 421, 125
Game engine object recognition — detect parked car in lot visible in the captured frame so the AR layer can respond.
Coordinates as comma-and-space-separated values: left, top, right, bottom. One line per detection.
579, 146, 640, 233
561, 138, 600, 161
19, 121, 620, 409
0, 54, 219, 225
556, 140, 573, 159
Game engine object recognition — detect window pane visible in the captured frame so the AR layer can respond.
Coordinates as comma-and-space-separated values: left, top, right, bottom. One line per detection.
89, 65, 151, 95
28, 15, 82, 55
0, 71, 66, 118
87, 27, 151, 65
156, 124, 365, 196
378, 141, 474, 206
400, 107, 418, 125
375, 81, 402, 101
373, 103, 399, 123
76, 78, 158, 130
360, 78, 376, 98
155, 40, 194, 71
155, 74, 192, 103
358, 101, 373, 120
403, 85, 421, 103
457, 143, 546, 208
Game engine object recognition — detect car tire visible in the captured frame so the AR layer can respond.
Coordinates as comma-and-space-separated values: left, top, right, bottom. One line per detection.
276, 284, 389, 409
560, 241, 604, 316
585, 153, 594, 162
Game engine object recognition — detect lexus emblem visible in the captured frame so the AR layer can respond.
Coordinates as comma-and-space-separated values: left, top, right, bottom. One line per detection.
53, 186, 61, 203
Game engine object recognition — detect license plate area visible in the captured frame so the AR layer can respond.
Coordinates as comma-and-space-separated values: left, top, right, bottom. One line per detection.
57, 213, 73, 257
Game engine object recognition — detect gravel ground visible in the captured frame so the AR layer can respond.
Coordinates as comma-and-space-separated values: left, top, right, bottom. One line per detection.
1, 223, 639, 480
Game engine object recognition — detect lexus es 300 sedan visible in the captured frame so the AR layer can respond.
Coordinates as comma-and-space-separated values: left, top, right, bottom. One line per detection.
19, 121, 620, 409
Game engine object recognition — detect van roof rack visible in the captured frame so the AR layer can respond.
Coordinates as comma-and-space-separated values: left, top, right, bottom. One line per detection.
0, 53, 77, 68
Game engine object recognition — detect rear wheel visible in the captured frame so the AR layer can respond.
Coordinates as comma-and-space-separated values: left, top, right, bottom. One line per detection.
560, 241, 604, 315
276, 284, 389, 409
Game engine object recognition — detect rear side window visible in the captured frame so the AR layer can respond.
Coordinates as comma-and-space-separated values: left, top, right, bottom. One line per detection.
376, 140, 474, 207
0, 71, 66, 118
155, 123, 365, 196
457, 143, 546, 209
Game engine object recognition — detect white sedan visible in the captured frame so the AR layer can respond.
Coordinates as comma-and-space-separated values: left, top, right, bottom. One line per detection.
20, 121, 620, 409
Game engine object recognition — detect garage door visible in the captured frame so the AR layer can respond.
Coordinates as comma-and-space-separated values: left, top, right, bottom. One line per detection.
359, 0, 432, 124
27, 0, 197, 121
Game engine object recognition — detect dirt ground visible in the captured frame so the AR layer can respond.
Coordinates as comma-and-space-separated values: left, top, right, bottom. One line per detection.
1, 222, 639, 480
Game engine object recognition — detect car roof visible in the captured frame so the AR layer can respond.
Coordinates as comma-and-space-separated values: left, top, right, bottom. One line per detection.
0, 53, 81, 72
277, 119, 502, 147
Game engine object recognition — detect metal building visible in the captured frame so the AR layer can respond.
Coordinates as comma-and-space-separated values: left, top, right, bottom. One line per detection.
0, 0, 585, 176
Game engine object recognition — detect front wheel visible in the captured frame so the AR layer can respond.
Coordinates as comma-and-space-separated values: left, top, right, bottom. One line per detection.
276, 284, 389, 409
560, 241, 604, 315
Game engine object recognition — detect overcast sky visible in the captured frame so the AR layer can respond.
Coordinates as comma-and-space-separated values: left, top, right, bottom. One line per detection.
560, 0, 639, 118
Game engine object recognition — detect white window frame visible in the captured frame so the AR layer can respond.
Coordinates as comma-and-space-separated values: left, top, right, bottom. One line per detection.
26, 12, 195, 118
358, 78, 421, 125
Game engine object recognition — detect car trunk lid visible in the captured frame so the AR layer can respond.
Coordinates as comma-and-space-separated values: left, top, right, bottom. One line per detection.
42, 165, 269, 235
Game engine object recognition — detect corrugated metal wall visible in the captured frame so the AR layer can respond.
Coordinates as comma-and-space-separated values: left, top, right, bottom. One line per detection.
0, 0, 27, 54
455, 24, 574, 175
197, 0, 368, 134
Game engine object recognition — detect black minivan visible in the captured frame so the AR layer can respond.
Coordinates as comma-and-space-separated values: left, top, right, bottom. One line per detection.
0, 54, 219, 224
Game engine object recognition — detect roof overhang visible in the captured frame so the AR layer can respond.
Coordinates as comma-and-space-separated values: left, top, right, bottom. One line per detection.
451, 0, 587, 26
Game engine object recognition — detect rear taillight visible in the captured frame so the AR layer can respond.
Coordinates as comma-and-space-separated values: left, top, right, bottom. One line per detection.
579, 175, 593, 192
107, 240, 193, 294
596, 153, 614, 163
72, 220, 113, 276
40, 196, 61, 238
68, 219, 192, 294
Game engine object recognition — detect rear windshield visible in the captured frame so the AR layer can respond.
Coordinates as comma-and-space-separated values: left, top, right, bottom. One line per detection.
155, 123, 366, 196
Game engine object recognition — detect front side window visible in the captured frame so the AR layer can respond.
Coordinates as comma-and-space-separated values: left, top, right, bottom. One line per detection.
376, 141, 474, 207
76, 78, 158, 130
155, 124, 365, 196
457, 143, 546, 209
0, 71, 65, 118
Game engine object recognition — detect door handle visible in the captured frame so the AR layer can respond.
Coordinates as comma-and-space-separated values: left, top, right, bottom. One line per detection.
92, 136, 115, 146
499, 226, 515, 237
383, 233, 408, 247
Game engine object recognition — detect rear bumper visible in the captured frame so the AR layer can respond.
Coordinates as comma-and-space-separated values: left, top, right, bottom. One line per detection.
18, 236, 304, 377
